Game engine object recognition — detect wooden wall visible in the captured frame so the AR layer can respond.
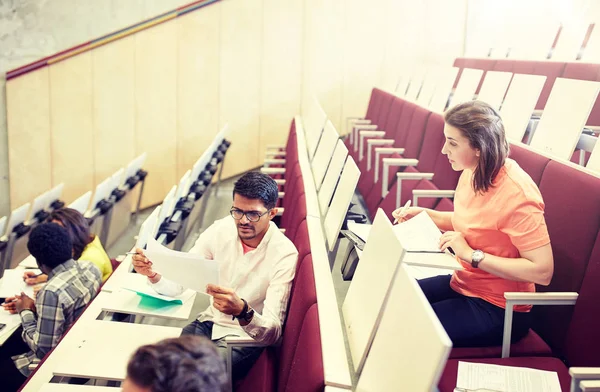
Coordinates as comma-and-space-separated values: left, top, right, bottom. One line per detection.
6, 0, 467, 210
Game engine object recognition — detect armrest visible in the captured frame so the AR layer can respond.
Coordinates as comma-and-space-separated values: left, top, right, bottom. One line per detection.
571, 368, 600, 392
354, 126, 380, 152
380, 158, 419, 198
366, 139, 394, 170
266, 144, 285, 150
412, 189, 455, 207
580, 380, 600, 391
276, 207, 284, 216
348, 118, 370, 144
354, 124, 378, 130
358, 131, 386, 160
261, 167, 285, 174
265, 151, 286, 157
224, 336, 265, 391
278, 192, 284, 199
502, 292, 578, 358
274, 179, 286, 186
264, 158, 286, 167
391, 172, 434, 208
374, 147, 405, 181
280, 228, 286, 233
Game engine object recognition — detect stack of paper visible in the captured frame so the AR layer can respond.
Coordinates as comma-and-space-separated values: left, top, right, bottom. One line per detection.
145, 237, 219, 293
455, 362, 562, 392
0, 269, 40, 298
392, 211, 443, 253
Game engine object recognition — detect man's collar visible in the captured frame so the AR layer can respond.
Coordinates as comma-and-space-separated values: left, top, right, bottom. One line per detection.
48, 259, 76, 279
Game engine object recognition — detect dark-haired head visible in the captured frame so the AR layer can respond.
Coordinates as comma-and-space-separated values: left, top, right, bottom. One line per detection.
48, 208, 94, 260
27, 223, 73, 271
122, 335, 226, 392
442, 100, 509, 193
231, 172, 279, 244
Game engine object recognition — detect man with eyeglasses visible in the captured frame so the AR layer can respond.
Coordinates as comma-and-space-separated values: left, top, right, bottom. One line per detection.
132, 171, 298, 381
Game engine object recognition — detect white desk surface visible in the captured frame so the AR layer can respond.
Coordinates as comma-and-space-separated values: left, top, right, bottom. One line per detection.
0, 310, 22, 346
102, 288, 196, 321
100, 271, 146, 293
403, 251, 463, 271
52, 320, 182, 381
40, 385, 121, 392
19, 255, 38, 269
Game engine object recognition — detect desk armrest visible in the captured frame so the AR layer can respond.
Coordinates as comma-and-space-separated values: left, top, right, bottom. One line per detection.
366, 139, 395, 169
412, 189, 455, 207
274, 179, 286, 186
580, 380, 600, 391
571, 367, 600, 392
224, 337, 265, 390
278, 192, 284, 199
355, 128, 382, 154
261, 168, 285, 175
502, 292, 578, 358
276, 208, 284, 217
264, 158, 286, 167
265, 151, 286, 157
390, 172, 434, 210
374, 147, 405, 181
348, 118, 370, 144
354, 124, 378, 130
358, 131, 386, 160
380, 159, 419, 198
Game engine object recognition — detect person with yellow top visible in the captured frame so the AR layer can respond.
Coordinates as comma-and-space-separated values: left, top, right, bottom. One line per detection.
392, 101, 554, 347
23, 208, 113, 284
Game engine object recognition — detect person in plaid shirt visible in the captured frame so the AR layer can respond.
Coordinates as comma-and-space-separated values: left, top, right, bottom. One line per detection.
0, 223, 101, 391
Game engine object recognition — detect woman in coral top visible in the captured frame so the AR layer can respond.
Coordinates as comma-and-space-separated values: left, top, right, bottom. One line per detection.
392, 101, 554, 347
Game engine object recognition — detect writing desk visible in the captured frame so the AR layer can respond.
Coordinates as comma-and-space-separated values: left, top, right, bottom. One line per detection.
40, 385, 121, 391
101, 288, 196, 321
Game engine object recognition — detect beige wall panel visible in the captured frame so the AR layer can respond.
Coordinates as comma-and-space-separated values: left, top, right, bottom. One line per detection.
92, 36, 136, 187
341, 0, 387, 134
135, 22, 178, 208
49, 53, 95, 205
177, 4, 221, 180
259, 0, 303, 158
219, 0, 263, 179
6, 69, 52, 210
302, 0, 344, 131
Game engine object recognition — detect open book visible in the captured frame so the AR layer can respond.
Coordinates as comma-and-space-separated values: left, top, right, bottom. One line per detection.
392, 211, 444, 253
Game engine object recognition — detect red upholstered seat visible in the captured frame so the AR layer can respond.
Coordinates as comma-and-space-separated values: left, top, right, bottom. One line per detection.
434, 198, 454, 212
438, 357, 571, 392
290, 220, 311, 273
235, 348, 277, 392
449, 329, 552, 360
284, 304, 324, 392
508, 143, 550, 186
278, 255, 317, 392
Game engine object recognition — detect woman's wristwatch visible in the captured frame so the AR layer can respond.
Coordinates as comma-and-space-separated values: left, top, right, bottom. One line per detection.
471, 249, 485, 268
233, 298, 255, 323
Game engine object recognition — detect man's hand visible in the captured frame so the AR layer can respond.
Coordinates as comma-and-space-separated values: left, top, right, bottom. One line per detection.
14, 292, 36, 314
23, 271, 48, 286
206, 284, 244, 316
439, 231, 473, 261
2, 296, 18, 314
131, 248, 155, 277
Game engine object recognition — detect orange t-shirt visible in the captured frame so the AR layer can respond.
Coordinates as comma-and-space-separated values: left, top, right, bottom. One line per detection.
450, 158, 550, 312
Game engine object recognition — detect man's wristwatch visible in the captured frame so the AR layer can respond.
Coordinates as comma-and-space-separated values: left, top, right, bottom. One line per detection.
471, 249, 485, 268
233, 299, 255, 323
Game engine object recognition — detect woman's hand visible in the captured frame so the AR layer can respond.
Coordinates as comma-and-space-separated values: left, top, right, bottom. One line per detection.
391, 206, 424, 224
439, 231, 473, 261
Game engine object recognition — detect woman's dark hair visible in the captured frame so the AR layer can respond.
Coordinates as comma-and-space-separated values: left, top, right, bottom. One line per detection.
27, 223, 73, 269
48, 208, 94, 260
444, 100, 509, 193
233, 171, 278, 210
126, 335, 227, 392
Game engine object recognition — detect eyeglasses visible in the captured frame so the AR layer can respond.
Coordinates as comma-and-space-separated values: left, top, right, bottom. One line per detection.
230, 208, 270, 223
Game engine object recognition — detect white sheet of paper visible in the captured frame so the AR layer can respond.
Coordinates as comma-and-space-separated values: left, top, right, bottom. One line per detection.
0, 269, 40, 298
456, 362, 562, 392
347, 221, 372, 242
392, 211, 443, 252
145, 237, 219, 292
120, 278, 196, 304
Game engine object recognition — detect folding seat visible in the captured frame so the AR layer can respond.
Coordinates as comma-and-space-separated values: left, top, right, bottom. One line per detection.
345, 88, 384, 150
358, 104, 430, 207
531, 61, 567, 110
463, 58, 497, 94
492, 59, 515, 73
448, 160, 600, 361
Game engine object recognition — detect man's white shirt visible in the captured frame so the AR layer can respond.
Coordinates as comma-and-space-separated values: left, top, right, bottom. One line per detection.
150, 215, 298, 345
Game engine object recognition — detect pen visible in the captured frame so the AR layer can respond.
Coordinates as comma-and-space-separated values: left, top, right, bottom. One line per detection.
23, 273, 43, 281
393, 200, 411, 224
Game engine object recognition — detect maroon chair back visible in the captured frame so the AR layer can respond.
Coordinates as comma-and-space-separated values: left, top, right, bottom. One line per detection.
402, 105, 431, 159
375, 90, 397, 131
415, 112, 446, 174
508, 144, 551, 186
533, 161, 600, 355
364, 88, 380, 121
492, 60, 515, 73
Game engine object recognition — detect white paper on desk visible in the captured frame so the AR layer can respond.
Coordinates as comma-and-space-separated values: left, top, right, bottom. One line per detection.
347, 221, 372, 242
120, 279, 196, 305
19, 255, 38, 269
456, 361, 562, 392
392, 211, 442, 252
145, 237, 219, 293
0, 269, 40, 298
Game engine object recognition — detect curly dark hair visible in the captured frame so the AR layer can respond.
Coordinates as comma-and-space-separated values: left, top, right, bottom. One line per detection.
48, 208, 95, 260
27, 223, 73, 269
126, 335, 227, 392
233, 171, 278, 210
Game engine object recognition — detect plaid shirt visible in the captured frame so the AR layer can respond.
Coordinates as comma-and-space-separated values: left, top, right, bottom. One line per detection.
12, 259, 101, 375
